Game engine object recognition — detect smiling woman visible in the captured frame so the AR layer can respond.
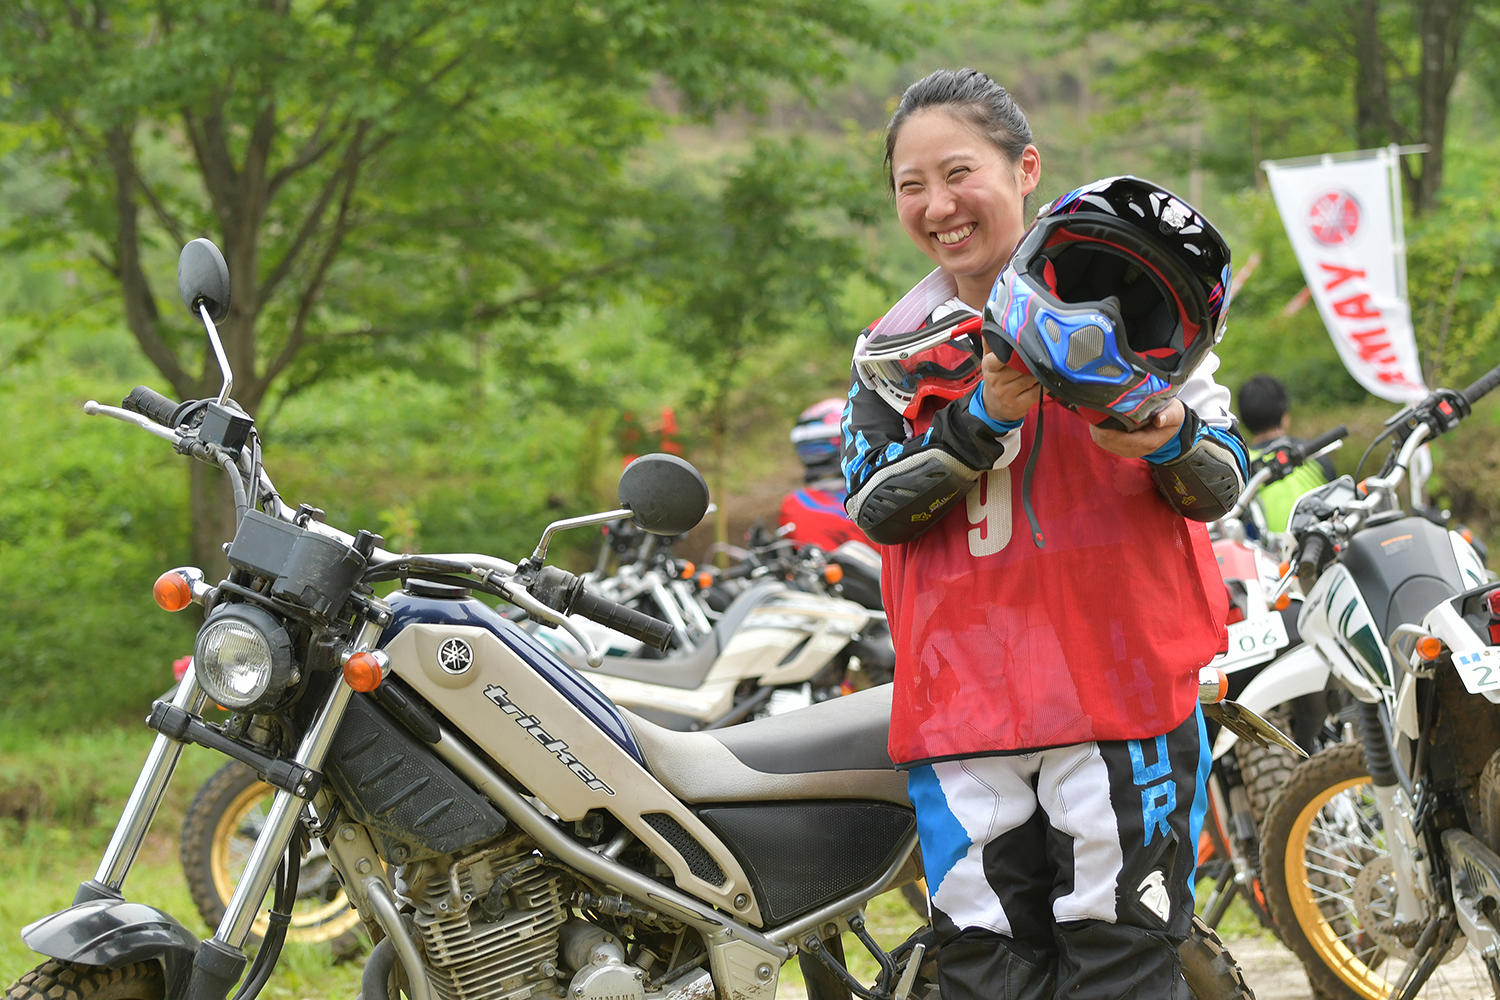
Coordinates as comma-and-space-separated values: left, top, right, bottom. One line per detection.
885, 80, 1040, 311
842, 66, 1251, 1000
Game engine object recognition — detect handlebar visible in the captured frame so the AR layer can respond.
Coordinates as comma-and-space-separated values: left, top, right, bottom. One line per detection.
1284, 363, 1500, 590
531, 567, 676, 652
1294, 531, 1334, 591
1462, 361, 1500, 407
1223, 423, 1349, 525
1301, 424, 1350, 459
123, 385, 186, 427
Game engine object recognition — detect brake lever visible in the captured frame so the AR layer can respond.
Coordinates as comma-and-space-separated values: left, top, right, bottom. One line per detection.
487, 571, 606, 668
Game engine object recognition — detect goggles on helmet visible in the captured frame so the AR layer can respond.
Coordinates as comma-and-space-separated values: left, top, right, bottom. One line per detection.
854, 312, 984, 419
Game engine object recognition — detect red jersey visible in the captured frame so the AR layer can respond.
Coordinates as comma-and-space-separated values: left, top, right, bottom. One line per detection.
883, 397, 1228, 764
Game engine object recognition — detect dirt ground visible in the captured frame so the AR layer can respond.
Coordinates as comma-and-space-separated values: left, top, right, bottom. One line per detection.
773, 931, 1319, 998
1227, 933, 1320, 999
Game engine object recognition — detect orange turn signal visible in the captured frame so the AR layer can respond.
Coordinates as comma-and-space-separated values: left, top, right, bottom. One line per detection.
823, 563, 845, 585
1198, 666, 1228, 704
1415, 636, 1445, 662
343, 652, 385, 692
1274, 593, 1292, 611
153, 571, 193, 612
679, 561, 696, 579
696, 572, 714, 590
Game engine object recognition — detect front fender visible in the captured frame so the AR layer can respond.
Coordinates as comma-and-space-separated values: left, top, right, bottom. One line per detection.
22, 896, 198, 996
1211, 643, 1331, 760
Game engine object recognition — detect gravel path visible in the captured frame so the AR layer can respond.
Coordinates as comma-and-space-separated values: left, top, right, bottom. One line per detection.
1226, 932, 1319, 999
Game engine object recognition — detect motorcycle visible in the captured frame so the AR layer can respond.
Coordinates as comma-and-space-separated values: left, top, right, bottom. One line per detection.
1197, 427, 1352, 932
525, 522, 894, 732
8, 238, 1257, 1000
1256, 365, 1500, 999
172, 520, 895, 953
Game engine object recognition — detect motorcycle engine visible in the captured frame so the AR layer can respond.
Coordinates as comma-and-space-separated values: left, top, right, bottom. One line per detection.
400, 840, 674, 1000
402, 843, 573, 1000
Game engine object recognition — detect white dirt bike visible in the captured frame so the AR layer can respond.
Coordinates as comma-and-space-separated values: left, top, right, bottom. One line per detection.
1197, 426, 1351, 933
1257, 366, 1500, 1000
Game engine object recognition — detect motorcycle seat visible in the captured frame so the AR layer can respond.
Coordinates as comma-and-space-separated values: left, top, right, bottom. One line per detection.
551, 579, 788, 690
622, 684, 909, 806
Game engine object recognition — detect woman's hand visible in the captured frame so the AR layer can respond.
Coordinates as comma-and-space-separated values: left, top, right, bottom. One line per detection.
1089, 397, 1185, 458
981, 353, 1041, 423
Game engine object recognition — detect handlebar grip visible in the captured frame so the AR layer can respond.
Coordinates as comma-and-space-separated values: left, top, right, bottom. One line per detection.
1302, 424, 1349, 456
1295, 532, 1332, 591
569, 587, 676, 651
123, 385, 183, 426
1461, 362, 1500, 408
717, 561, 757, 582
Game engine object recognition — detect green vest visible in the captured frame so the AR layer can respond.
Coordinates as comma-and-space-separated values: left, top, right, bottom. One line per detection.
1250, 441, 1331, 533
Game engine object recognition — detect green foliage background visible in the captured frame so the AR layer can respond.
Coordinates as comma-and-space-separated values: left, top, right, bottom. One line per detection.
3, 0, 1500, 732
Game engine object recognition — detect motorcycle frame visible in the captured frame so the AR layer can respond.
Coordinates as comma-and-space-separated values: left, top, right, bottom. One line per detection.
28, 582, 921, 1000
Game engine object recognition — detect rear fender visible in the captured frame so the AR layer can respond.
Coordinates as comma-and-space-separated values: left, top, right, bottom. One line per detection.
22, 890, 199, 997
1210, 643, 1331, 760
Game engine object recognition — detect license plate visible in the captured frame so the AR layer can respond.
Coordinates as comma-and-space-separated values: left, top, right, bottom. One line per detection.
1213, 614, 1291, 672
1454, 647, 1500, 694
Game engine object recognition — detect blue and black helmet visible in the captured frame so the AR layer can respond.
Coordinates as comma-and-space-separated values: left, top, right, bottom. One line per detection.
983, 175, 1232, 430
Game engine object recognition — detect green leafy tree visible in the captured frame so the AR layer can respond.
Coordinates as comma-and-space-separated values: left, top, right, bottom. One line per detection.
0, 0, 906, 566
643, 136, 885, 552
1059, 0, 1493, 213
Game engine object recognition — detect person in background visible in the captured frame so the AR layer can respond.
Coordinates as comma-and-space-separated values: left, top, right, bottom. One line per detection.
841, 67, 1247, 999
1237, 373, 1334, 534
778, 397, 870, 550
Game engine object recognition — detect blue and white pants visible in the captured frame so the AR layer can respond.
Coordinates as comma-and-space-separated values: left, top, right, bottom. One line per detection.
906, 707, 1208, 999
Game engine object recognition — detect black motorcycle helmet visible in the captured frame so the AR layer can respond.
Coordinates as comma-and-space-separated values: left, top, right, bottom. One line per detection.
982, 175, 1232, 430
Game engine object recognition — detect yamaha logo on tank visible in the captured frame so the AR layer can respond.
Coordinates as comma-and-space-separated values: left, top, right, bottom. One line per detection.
437, 636, 474, 674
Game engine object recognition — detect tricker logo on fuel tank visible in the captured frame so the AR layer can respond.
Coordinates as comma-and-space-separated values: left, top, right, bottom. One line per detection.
483, 684, 616, 795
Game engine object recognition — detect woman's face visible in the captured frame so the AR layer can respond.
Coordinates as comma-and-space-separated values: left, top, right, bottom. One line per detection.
890, 108, 1040, 308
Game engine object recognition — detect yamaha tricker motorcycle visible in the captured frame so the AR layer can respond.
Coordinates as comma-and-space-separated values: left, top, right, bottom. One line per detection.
174, 525, 894, 956
1257, 366, 1500, 1000
7, 239, 1253, 1000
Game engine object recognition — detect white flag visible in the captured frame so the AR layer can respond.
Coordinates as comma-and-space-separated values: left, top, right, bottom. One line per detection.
1262, 148, 1426, 403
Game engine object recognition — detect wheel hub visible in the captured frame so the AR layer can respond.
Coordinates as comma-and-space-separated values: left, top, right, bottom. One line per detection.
1351, 858, 1420, 958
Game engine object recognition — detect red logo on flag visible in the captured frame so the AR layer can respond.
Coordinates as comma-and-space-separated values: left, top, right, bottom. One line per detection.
1308, 190, 1361, 246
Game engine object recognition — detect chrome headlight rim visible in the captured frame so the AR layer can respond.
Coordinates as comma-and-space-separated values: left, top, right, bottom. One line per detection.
193, 603, 295, 711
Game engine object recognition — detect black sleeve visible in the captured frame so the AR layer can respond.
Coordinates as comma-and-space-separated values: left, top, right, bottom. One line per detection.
840, 364, 1019, 545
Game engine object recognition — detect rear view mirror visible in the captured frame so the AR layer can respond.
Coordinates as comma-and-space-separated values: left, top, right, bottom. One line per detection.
178, 238, 231, 323
618, 454, 709, 536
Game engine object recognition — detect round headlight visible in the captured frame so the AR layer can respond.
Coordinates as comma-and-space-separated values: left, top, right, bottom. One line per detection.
194, 604, 295, 710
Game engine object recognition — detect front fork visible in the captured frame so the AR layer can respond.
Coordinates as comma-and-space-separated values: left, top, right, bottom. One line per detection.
90, 666, 210, 892
1354, 699, 1437, 928
61, 620, 380, 999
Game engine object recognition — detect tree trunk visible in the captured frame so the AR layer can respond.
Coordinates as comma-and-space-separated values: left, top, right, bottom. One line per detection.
1413, 0, 1470, 214
190, 463, 236, 581
1350, 0, 1391, 149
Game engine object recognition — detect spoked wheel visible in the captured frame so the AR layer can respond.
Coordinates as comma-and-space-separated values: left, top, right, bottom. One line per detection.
180, 761, 363, 955
1261, 742, 1494, 999
6, 960, 163, 1000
